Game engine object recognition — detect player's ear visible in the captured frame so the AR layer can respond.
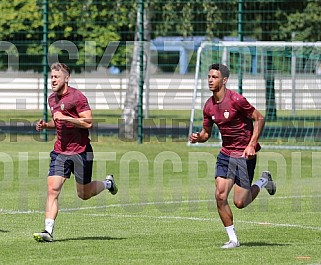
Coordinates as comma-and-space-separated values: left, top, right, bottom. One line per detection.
65, 74, 70, 83
223, 77, 228, 85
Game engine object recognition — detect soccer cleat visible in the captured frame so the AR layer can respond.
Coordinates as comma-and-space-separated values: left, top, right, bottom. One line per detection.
221, 240, 240, 249
33, 230, 53, 242
106, 174, 118, 195
261, 171, 276, 195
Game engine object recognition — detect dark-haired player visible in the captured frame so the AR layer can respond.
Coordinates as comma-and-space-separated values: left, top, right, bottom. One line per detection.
190, 63, 276, 249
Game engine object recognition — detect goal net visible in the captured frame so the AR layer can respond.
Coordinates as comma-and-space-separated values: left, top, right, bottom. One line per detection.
188, 41, 321, 150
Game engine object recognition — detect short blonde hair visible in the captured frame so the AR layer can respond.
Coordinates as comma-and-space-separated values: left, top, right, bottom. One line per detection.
50, 62, 71, 76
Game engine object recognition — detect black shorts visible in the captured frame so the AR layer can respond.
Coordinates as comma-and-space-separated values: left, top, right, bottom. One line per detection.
48, 144, 94, 185
215, 152, 256, 189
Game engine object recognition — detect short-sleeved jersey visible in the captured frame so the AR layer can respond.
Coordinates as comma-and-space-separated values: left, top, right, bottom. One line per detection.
48, 86, 91, 154
203, 89, 261, 157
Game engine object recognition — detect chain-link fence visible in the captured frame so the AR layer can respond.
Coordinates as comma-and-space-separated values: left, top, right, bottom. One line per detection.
0, 0, 320, 144
1, 1, 318, 74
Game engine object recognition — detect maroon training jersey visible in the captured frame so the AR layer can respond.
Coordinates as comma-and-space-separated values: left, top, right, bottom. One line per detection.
48, 86, 91, 154
203, 89, 261, 157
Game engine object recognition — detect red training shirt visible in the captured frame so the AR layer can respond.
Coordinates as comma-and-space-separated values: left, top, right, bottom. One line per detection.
48, 86, 91, 154
203, 89, 261, 158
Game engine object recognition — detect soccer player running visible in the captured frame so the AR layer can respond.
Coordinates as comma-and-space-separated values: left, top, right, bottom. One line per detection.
33, 62, 118, 242
189, 64, 276, 249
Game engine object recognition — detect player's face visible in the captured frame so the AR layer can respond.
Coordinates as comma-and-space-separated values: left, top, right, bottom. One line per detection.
51, 69, 69, 94
208, 69, 227, 93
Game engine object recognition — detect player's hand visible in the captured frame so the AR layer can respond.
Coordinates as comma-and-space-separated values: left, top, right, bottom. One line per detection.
36, 119, 45, 131
53, 111, 66, 121
242, 145, 256, 159
189, 132, 200, 143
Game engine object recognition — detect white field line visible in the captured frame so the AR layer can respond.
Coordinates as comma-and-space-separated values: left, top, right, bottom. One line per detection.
1, 194, 320, 215
1, 196, 321, 231
83, 213, 321, 232
0, 200, 209, 215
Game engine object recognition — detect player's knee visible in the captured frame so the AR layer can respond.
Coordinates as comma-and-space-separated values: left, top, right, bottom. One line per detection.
77, 191, 91, 200
215, 191, 227, 204
233, 200, 245, 209
47, 186, 61, 198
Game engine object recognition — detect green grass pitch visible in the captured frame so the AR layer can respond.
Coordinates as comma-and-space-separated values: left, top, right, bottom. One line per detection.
0, 135, 321, 264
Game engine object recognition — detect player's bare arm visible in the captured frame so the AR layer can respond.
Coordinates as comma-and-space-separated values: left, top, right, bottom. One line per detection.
190, 125, 213, 143
243, 109, 265, 158
36, 119, 56, 131
53, 110, 93, 129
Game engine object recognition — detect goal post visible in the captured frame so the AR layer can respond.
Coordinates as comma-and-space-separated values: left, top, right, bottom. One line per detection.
188, 41, 321, 150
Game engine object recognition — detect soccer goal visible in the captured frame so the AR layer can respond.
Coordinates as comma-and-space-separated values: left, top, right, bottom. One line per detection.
188, 41, 321, 150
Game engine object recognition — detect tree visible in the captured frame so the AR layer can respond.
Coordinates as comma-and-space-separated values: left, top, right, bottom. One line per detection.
120, 0, 230, 140
120, 1, 151, 140
277, 0, 321, 41
0, 1, 122, 72
0, 1, 42, 71
241, 1, 307, 121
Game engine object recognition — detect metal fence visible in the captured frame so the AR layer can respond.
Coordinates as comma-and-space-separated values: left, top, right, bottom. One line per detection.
0, 0, 319, 111
1, 1, 316, 73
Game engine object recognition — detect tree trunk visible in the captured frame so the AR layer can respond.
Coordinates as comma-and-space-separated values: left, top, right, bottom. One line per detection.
120, 6, 151, 140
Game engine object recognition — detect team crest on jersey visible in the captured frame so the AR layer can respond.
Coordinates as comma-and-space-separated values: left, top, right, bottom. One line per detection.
223, 110, 229, 119
60, 102, 64, 110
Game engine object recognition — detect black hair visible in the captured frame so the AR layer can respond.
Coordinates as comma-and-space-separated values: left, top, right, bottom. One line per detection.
209, 64, 230, 78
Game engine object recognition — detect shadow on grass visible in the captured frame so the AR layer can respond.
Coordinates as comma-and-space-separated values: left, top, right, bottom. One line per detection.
55, 236, 126, 242
241, 242, 290, 247
0, 229, 9, 233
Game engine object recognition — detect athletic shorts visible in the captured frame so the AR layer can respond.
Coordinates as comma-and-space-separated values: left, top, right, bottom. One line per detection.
215, 152, 256, 189
48, 144, 94, 185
